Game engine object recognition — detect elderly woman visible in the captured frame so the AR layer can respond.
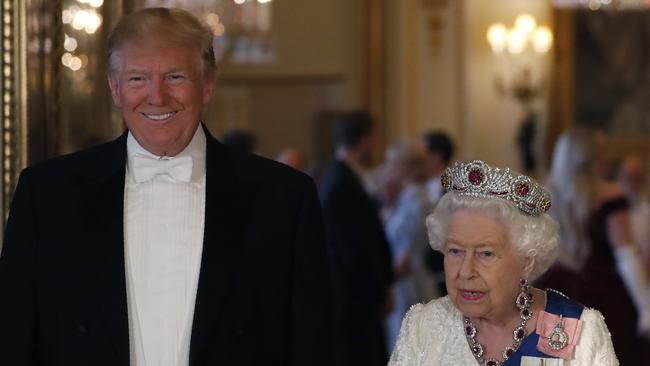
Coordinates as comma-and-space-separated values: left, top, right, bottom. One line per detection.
389, 160, 618, 365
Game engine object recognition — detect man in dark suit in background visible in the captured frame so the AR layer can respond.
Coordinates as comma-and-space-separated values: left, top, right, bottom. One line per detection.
319, 111, 394, 366
422, 131, 455, 296
0, 8, 332, 366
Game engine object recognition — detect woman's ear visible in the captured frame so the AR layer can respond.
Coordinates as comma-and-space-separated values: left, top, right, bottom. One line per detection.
523, 256, 535, 278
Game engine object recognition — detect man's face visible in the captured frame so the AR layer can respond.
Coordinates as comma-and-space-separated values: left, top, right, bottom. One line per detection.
108, 42, 215, 156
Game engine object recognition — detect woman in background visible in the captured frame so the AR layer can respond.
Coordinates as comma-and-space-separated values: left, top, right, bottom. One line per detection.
380, 141, 436, 353
536, 127, 650, 364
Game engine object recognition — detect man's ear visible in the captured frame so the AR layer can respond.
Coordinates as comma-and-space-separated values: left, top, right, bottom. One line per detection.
107, 75, 121, 107
202, 76, 216, 106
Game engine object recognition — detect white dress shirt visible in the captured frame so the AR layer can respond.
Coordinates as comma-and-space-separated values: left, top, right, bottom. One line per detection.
124, 126, 207, 366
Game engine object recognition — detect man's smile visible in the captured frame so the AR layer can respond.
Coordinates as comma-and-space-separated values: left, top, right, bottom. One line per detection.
141, 111, 178, 121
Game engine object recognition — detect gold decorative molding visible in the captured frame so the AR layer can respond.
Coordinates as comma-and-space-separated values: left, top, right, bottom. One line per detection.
0, 0, 25, 236
365, 0, 385, 124
421, 0, 449, 56
547, 8, 574, 162
365, 0, 386, 162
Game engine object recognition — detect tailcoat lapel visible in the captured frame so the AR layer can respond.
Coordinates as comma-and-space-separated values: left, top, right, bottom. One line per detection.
80, 131, 130, 366
189, 128, 252, 364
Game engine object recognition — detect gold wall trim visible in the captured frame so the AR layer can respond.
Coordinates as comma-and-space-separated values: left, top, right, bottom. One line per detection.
1, 0, 26, 241
405, 0, 418, 136
365, 0, 385, 123
421, 0, 449, 57
547, 8, 575, 162
364, 0, 386, 162
18, 0, 26, 173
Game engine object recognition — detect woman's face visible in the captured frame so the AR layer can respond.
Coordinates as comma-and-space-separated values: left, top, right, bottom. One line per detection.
443, 209, 532, 321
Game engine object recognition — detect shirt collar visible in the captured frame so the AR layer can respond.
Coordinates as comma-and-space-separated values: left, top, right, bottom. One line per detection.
126, 124, 207, 183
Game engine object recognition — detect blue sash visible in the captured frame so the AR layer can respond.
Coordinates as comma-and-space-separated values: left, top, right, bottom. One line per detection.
503, 290, 584, 365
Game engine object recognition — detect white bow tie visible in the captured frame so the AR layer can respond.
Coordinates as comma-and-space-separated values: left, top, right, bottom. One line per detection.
132, 154, 193, 183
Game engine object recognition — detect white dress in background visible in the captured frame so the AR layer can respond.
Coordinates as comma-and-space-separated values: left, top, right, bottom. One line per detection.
385, 184, 437, 352
388, 296, 619, 366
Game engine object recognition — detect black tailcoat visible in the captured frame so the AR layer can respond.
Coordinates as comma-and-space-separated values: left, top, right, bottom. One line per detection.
0, 127, 333, 365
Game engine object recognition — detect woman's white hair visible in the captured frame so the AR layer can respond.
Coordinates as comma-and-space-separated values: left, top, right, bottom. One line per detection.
426, 192, 559, 280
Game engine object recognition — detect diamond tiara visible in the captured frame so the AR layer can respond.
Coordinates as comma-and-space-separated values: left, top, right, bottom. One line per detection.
441, 160, 551, 216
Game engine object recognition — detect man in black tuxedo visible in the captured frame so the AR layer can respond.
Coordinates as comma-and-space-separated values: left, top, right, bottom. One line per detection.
422, 131, 455, 296
0, 7, 332, 366
319, 111, 394, 366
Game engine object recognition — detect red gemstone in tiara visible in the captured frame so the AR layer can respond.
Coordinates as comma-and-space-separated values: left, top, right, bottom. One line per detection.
515, 182, 530, 197
468, 168, 485, 185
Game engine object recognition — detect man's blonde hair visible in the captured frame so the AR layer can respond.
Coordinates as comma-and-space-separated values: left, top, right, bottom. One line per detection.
107, 7, 216, 77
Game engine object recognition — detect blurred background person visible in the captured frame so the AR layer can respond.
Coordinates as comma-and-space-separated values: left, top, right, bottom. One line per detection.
221, 129, 259, 153
422, 131, 455, 205
276, 147, 306, 172
422, 131, 455, 296
379, 140, 436, 354
535, 127, 650, 364
618, 155, 650, 267
319, 110, 394, 366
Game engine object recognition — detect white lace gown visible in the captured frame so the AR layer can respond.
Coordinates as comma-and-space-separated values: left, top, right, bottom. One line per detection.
388, 296, 619, 366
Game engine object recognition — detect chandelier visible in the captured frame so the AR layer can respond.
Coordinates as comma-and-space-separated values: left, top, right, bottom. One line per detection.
144, 0, 275, 64
553, 0, 650, 9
